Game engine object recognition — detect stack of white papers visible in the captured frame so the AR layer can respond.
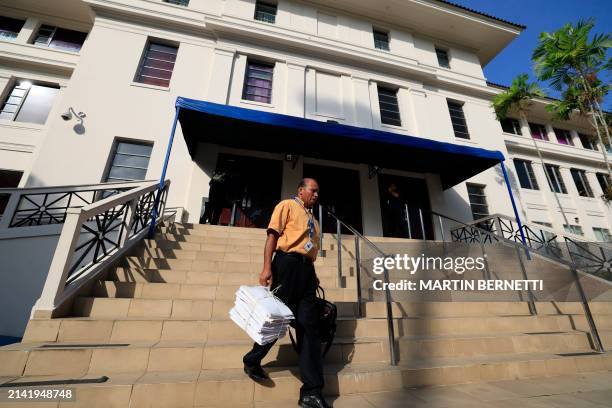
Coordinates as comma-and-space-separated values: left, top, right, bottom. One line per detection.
229, 285, 295, 345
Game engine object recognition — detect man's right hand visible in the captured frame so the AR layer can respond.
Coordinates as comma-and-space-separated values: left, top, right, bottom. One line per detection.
259, 266, 273, 287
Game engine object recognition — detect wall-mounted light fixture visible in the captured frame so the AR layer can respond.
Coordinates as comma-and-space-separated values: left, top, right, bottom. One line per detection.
61, 107, 87, 134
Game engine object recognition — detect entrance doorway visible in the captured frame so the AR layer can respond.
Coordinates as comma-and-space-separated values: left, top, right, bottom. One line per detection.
202, 153, 282, 228
303, 164, 362, 234
378, 174, 434, 239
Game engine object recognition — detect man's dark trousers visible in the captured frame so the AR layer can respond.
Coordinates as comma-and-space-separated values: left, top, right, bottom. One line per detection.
243, 251, 324, 398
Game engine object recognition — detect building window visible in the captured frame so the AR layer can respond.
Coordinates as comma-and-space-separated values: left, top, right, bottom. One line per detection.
33, 25, 87, 52
377, 86, 401, 126
579, 133, 598, 150
593, 227, 612, 242
0, 16, 25, 40
514, 159, 539, 190
467, 184, 488, 221
163, 0, 189, 5
0, 80, 59, 124
554, 128, 573, 145
242, 60, 274, 104
447, 100, 469, 139
135, 41, 178, 88
570, 168, 594, 197
373, 29, 390, 51
563, 224, 584, 236
254, 1, 277, 24
544, 164, 567, 194
435, 48, 450, 68
500, 118, 522, 135
0, 169, 23, 216
104, 141, 153, 182
596, 172, 610, 193
529, 123, 548, 141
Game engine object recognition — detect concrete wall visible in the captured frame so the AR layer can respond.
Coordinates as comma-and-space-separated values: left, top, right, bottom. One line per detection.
0, 231, 60, 337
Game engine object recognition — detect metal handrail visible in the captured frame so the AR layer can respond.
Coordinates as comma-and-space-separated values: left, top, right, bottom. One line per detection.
420, 207, 605, 353
321, 206, 398, 366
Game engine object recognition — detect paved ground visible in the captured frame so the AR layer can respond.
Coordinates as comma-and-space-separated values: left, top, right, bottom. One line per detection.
245, 371, 612, 408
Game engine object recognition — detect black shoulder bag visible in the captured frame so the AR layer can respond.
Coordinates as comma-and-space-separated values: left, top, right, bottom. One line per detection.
289, 286, 337, 358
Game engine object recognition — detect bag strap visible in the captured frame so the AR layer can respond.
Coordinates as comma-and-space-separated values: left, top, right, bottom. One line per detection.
316, 285, 325, 300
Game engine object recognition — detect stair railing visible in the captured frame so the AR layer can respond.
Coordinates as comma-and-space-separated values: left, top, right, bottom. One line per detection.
31, 180, 171, 318
451, 214, 612, 283
323, 207, 398, 366
428, 208, 605, 353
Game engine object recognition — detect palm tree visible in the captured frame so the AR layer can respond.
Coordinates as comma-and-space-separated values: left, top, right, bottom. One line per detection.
492, 74, 571, 227
532, 19, 611, 176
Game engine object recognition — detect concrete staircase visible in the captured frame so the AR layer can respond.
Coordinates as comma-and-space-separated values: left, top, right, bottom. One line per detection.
1, 223, 612, 407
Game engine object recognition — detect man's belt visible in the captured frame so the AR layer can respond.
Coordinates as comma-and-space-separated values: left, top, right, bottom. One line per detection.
275, 250, 313, 264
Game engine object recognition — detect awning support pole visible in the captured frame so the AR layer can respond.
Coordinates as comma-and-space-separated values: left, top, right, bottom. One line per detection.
500, 161, 530, 258
148, 107, 181, 239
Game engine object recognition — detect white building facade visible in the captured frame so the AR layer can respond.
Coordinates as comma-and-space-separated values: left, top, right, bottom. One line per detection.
0, 0, 610, 241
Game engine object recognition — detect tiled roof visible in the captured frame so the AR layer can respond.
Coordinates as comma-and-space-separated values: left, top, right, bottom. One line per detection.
435, 0, 527, 30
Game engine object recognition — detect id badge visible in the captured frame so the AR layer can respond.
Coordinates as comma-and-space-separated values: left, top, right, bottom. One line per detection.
304, 240, 314, 252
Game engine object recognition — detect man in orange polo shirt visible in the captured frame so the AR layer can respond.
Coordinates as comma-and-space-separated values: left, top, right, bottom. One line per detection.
243, 178, 330, 408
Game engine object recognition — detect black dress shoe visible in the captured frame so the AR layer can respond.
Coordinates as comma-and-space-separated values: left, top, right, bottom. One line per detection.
298, 394, 332, 408
243, 364, 269, 382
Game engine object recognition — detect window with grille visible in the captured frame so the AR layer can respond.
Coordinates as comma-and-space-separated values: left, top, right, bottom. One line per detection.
33, 24, 87, 52
596, 172, 610, 193
0, 80, 59, 124
254, 1, 277, 24
447, 100, 469, 139
579, 133, 598, 150
466, 184, 488, 221
500, 118, 521, 135
593, 227, 612, 242
104, 141, 153, 183
373, 29, 390, 51
135, 41, 178, 88
570, 168, 594, 197
0, 16, 25, 40
529, 123, 548, 141
554, 128, 573, 145
242, 61, 274, 104
435, 48, 450, 68
377, 86, 401, 126
513, 159, 539, 190
544, 164, 567, 194
163, 0, 189, 6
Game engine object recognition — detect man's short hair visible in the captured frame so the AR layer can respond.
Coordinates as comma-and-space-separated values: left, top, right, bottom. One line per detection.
298, 178, 317, 189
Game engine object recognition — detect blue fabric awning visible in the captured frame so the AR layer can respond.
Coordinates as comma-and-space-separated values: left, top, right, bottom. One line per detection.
175, 97, 504, 189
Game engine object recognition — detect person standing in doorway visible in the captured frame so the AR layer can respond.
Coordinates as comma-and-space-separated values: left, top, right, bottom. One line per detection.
242, 178, 330, 408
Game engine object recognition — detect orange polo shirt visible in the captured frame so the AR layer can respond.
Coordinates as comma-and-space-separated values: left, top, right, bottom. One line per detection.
267, 197, 320, 262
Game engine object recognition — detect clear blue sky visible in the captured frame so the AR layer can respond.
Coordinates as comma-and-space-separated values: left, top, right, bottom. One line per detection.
451, 0, 611, 108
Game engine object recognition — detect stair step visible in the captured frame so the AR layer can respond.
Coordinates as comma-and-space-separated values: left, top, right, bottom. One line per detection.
0, 337, 392, 377
107, 267, 356, 289
1, 352, 610, 407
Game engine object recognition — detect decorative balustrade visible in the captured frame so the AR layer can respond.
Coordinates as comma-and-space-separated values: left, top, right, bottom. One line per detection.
30, 180, 171, 317
0, 180, 153, 229
450, 214, 612, 282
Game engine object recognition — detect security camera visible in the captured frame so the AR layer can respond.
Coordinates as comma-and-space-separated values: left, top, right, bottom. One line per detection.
61, 110, 73, 121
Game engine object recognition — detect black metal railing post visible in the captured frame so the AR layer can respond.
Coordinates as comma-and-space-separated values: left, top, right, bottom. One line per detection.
404, 204, 412, 238
354, 235, 362, 318
514, 245, 537, 316
418, 208, 426, 240
382, 265, 397, 365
